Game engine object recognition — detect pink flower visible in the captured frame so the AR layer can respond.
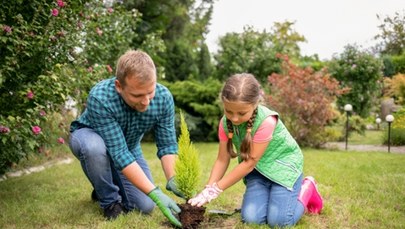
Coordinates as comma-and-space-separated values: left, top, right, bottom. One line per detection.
3, 25, 12, 34
107, 8, 114, 14
0, 125, 10, 134
96, 27, 103, 36
27, 91, 34, 99
106, 65, 113, 73
52, 8, 59, 17
87, 66, 93, 72
39, 110, 47, 116
32, 126, 42, 135
57, 0, 65, 7
57, 137, 65, 144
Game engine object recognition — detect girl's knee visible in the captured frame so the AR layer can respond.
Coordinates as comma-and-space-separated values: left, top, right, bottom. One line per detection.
267, 215, 296, 228
241, 210, 265, 224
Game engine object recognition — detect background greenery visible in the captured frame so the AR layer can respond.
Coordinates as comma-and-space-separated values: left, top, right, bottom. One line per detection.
0, 0, 405, 197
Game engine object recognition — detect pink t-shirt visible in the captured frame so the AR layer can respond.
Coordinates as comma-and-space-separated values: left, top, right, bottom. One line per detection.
218, 115, 278, 143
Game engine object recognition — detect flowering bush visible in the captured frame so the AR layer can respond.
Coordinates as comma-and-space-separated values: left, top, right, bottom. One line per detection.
0, 0, 163, 174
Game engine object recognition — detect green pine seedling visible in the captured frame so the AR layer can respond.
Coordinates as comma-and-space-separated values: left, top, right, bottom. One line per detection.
175, 111, 201, 201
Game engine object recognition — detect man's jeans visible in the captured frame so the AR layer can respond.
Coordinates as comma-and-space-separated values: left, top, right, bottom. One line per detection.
241, 169, 305, 227
69, 128, 155, 213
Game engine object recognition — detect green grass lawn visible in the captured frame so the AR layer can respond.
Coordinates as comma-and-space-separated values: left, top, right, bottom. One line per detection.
1, 143, 404, 228
348, 130, 384, 145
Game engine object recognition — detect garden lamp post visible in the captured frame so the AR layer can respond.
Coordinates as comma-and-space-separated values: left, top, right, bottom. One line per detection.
375, 117, 381, 130
344, 104, 352, 150
385, 114, 394, 153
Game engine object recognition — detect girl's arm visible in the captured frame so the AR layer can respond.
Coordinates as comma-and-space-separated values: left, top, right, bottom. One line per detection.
207, 141, 231, 184
216, 140, 269, 190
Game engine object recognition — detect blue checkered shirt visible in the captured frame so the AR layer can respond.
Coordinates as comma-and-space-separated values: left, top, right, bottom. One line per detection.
70, 77, 178, 170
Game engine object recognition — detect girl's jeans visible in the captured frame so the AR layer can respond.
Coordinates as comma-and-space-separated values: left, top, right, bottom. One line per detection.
241, 169, 305, 227
69, 127, 155, 213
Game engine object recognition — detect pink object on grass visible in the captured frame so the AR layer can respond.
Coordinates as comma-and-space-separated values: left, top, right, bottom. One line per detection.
299, 176, 323, 214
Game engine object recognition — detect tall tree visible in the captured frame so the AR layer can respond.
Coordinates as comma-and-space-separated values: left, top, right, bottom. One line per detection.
375, 11, 405, 55
214, 22, 306, 83
122, 0, 214, 81
328, 45, 384, 117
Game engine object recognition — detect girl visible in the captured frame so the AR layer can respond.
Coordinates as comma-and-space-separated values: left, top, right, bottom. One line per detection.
188, 73, 323, 227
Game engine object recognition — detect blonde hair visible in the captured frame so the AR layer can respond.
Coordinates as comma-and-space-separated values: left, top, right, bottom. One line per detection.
116, 50, 156, 86
221, 73, 262, 161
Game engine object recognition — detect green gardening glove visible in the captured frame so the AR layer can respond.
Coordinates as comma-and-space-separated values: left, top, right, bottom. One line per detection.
148, 187, 182, 228
166, 176, 186, 199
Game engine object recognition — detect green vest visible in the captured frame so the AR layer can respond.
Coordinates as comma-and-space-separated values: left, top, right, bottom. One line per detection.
223, 105, 303, 190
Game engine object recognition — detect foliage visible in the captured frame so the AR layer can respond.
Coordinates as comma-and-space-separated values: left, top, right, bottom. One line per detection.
79, 1, 142, 67
0, 0, 157, 174
122, 0, 214, 82
270, 21, 306, 59
381, 55, 397, 77
214, 21, 306, 83
383, 73, 405, 105
328, 44, 384, 117
383, 107, 405, 146
163, 40, 199, 81
0, 0, 88, 115
375, 11, 405, 55
214, 26, 281, 83
391, 52, 405, 74
174, 111, 201, 200
267, 54, 348, 147
163, 78, 222, 141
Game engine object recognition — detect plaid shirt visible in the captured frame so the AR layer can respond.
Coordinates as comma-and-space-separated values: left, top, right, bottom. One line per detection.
70, 77, 178, 170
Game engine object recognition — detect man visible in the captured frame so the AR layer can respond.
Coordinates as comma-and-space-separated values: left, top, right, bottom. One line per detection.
69, 50, 182, 227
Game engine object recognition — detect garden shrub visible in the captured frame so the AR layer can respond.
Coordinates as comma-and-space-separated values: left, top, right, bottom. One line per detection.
328, 44, 384, 118
267, 54, 348, 147
383, 107, 405, 146
0, 0, 160, 175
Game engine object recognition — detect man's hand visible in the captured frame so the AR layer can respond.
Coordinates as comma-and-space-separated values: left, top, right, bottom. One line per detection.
148, 187, 182, 228
166, 176, 186, 199
188, 183, 223, 207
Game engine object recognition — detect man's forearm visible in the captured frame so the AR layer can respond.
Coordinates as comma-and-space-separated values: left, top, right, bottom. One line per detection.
122, 161, 155, 194
161, 154, 177, 180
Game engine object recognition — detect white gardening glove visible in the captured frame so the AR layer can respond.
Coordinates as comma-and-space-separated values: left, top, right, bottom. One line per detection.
188, 183, 223, 207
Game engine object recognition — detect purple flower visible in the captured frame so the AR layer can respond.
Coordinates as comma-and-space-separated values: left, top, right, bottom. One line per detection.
27, 91, 34, 100
52, 8, 59, 17
57, 0, 65, 7
32, 126, 41, 135
3, 25, 12, 34
0, 125, 10, 134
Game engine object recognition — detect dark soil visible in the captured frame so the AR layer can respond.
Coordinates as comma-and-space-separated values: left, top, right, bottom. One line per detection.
178, 203, 206, 229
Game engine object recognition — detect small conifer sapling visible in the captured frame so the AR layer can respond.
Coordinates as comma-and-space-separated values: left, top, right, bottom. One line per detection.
175, 111, 205, 229
175, 111, 201, 200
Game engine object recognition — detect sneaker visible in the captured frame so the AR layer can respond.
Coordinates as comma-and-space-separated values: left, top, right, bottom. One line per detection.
304, 176, 323, 214
104, 202, 124, 220
91, 189, 99, 202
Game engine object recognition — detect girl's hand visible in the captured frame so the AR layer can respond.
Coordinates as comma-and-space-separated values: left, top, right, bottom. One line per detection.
188, 183, 223, 207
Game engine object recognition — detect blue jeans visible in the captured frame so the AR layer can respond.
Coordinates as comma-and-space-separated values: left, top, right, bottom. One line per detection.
69, 128, 155, 213
241, 169, 304, 228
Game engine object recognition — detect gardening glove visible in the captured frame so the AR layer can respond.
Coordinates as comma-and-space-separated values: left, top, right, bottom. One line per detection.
148, 187, 182, 228
166, 176, 186, 199
188, 183, 223, 207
